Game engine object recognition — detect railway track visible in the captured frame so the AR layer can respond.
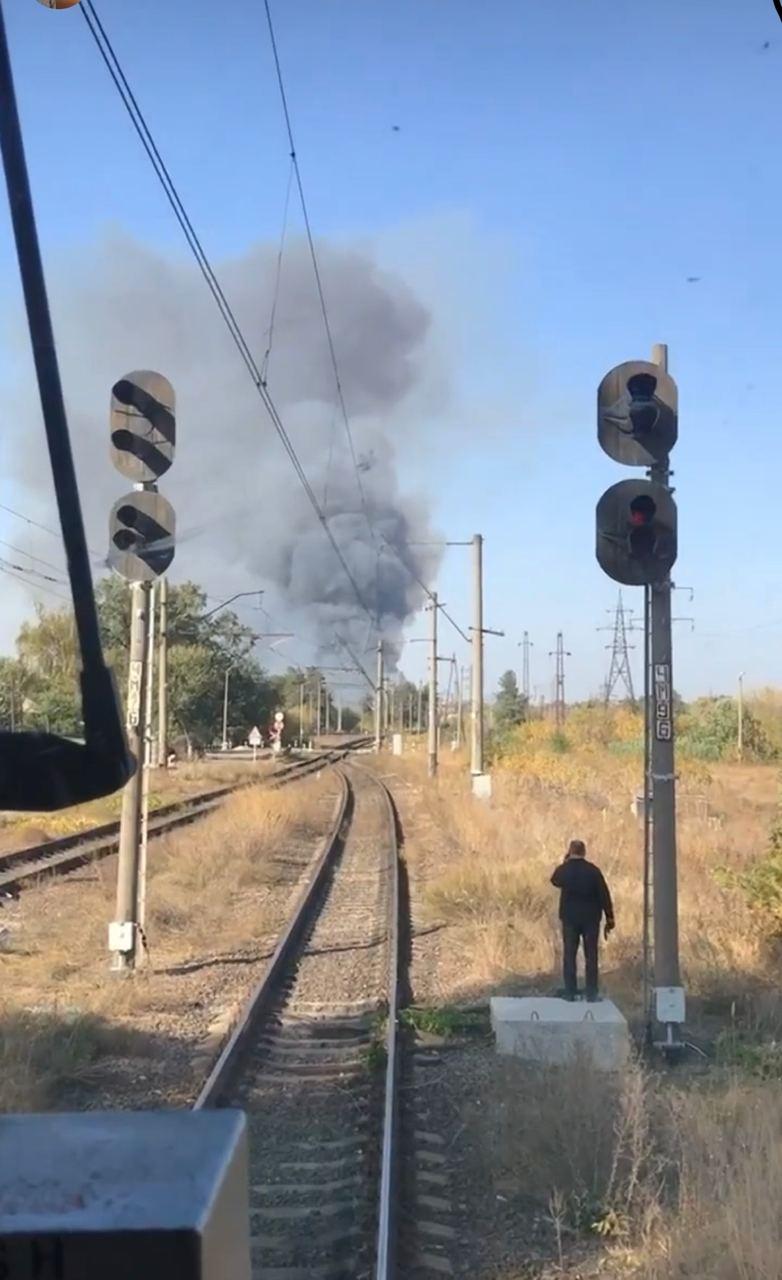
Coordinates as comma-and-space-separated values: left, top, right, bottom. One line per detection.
194, 761, 405, 1279
0, 745, 363, 895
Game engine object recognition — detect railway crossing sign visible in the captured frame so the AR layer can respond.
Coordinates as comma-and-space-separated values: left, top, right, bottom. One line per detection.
110, 370, 176, 483
109, 490, 175, 582
274, 712, 284, 726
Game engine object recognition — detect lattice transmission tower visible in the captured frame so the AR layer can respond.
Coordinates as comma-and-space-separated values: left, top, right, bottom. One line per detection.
601, 592, 636, 707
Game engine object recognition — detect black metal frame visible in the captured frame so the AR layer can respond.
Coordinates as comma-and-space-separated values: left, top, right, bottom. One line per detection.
0, 1, 131, 809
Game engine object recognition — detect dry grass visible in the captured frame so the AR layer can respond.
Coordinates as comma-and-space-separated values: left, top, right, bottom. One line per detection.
388, 734, 782, 1278
391, 742, 776, 1021
484, 1063, 782, 1279
0, 773, 335, 1110
645, 1081, 782, 1279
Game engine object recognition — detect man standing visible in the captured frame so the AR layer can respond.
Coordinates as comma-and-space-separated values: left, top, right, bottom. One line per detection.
551, 839, 614, 1002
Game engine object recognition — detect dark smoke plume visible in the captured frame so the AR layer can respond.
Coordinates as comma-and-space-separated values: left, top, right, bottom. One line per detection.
5, 233, 445, 667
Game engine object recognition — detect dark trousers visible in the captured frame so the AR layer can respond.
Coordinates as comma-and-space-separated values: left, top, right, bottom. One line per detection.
562, 920, 600, 997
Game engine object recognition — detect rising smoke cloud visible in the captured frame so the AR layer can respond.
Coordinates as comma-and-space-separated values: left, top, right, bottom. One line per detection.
5, 232, 446, 668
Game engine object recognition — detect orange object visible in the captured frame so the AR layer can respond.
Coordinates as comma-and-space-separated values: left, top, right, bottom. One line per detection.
37, 1, 82, 9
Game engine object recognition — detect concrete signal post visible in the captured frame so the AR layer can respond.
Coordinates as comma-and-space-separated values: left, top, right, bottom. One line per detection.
596, 345, 684, 1053
428, 596, 438, 778
108, 370, 176, 974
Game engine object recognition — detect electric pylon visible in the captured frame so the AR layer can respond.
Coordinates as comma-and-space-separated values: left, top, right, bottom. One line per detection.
548, 632, 571, 727
601, 591, 636, 706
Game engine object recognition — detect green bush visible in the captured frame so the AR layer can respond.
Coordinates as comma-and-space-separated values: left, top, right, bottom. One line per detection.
677, 696, 776, 762
724, 813, 782, 934
714, 1028, 782, 1079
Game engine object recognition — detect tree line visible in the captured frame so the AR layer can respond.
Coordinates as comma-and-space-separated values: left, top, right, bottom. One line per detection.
0, 578, 360, 751
488, 667, 781, 764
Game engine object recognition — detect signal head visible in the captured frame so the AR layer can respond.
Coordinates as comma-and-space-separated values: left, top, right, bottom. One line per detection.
598, 360, 677, 465
596, 479, 677, 585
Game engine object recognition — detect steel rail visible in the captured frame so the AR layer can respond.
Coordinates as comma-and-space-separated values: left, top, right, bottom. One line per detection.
192, 758, 403, 1277
192, 769, 351, 1109
351, 763, 401, 1280
0, 745, 360, 893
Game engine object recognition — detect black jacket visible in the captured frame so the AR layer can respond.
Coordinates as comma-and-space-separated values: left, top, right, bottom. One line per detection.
551, 857, 614, 928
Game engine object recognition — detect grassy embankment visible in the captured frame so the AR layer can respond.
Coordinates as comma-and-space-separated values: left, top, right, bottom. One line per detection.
395, 706, 782, 1278
0, 759, 268, 852
0, 772, 334, 1111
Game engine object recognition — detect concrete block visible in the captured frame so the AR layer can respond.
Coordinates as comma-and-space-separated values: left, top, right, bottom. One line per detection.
471, 772, 492, 800
0, 1110, 250, 1280
392, 733, 403, 756
490, 996, 629, 1071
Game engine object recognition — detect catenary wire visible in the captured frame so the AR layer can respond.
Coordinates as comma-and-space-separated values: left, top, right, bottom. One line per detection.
81, 0, 374, 624
81, 2, 469, 657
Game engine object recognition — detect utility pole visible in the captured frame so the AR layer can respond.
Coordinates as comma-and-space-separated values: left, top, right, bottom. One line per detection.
737, 671, 744, 760
316, 678, 322, 745
307, 684, 314, 743
324, 681, 330, 734
138, 578, 156, 966
549, 633, 571, 727
375, 642, 384, 752
416, 681, 423, 736
221, 666, 232, 751
642, 582, 652, 1043
454, 657, 463, 749
156, 575, 168, 766
428, 593, 438, 778
112, 581, 151, 973
519, 631, 533, 703
649, 342, 681, 1046
471, 533, 484, 776
337, 692, 343, 734
298, 681, 305, 746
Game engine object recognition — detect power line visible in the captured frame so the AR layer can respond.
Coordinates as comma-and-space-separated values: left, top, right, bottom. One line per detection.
82, 3, 453, 657
0, 501, 66, 543
260, 155, 294, 388
377, 534, 470, 645
0, 562, 70, 604
0, 500, 102, 561
81, 0, 374, 626
0, 537, 65, 574
0, 555, 67, 587
261, 0, 376, 562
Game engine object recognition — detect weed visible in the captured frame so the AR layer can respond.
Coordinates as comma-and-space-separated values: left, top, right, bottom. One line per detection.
0, 1008, 147, 1111
401, 1004, 488, 1037
714, 1028, 782, 1079
362, 1040, 387, 1072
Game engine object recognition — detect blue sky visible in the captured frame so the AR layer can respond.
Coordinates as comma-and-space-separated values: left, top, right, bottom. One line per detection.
0, 0, 780, 703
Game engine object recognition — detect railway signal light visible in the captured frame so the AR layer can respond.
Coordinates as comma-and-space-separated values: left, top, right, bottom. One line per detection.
109, 490, 175, 582
110, 370, 176, 483
596, 479, 676, 586
595, 346, 685, 1049
108, 367, 177, 973
598, 360, 677, 466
